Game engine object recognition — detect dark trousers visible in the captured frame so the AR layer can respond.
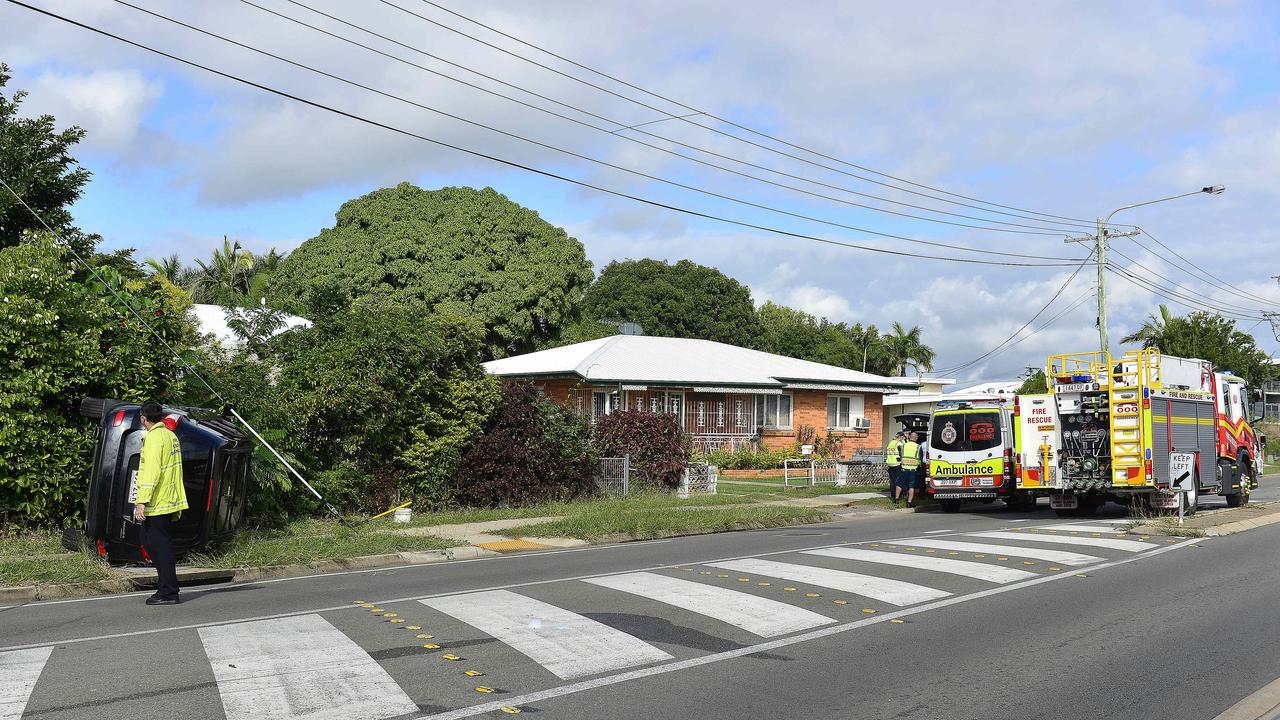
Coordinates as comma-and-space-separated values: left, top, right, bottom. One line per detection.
142, 512, 180, 599
887, 466, 900, 491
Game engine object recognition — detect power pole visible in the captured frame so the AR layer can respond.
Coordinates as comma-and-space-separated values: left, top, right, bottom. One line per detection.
1066, 224, 1139, 356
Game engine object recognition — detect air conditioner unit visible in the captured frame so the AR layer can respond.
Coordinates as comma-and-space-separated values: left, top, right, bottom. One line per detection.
852, 417, 872, 431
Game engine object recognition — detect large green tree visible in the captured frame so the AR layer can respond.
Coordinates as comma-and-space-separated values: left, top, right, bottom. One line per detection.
1121, 305, 1275, 387
583, 258, 760, 345
269, 183, 594, 358
269, 299, 501, 510
0, 64, 94, 256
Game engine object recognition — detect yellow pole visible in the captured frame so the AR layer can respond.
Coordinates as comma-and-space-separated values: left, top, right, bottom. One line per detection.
370, 500, 413, 521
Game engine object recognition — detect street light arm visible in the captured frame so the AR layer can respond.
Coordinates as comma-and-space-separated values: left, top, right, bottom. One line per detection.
1104, 186, 1225, 225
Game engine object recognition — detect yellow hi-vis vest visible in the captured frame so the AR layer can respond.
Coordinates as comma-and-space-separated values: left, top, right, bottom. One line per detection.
136, 424, 188, 517
900, 441, 922, 470
885, 439, 903, 467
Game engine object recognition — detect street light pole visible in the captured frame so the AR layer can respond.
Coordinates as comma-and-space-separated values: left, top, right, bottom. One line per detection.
1066, 185, 1224, 355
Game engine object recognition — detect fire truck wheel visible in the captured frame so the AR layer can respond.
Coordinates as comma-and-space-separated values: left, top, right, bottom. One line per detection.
1220, 460, 1248, 508
939, 500, 963, 513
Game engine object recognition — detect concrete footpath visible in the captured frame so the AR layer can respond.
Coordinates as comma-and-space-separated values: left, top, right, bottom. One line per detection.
1131, 500, 1280, 537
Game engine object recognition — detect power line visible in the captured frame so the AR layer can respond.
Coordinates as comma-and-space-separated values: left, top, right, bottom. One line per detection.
413, 0, 1111, 228
244, 0, 1080, 238
380, 0, 1111, 231
1106, 246, 1263, 316
931, 252, 1095, 376
1130, 228, 1280, 309
29, 0, 1082, 268
1105, 265, 1264, 321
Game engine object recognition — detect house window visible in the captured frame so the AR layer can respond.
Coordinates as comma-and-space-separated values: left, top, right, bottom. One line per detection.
592, 391, 609, 422
753, 394, 793, 429
666, 392, 683, 418
826, 394, 865, 430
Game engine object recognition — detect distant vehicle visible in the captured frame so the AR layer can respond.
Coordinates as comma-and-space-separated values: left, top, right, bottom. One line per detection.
63, 398, 252, 562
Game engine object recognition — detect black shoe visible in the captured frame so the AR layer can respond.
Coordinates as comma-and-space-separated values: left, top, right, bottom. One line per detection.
907, 501, 915, 508
146, 595, 180, 606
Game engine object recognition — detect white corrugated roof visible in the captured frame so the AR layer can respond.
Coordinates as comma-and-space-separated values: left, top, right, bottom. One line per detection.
483, 335, 914, 390
191, 304, 312, 348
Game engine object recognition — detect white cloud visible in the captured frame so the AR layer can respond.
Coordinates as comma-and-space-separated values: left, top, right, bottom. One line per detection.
22, 68, 162, 151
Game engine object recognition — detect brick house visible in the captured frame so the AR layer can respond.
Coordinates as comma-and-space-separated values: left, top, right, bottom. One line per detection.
482, 335, 917, 457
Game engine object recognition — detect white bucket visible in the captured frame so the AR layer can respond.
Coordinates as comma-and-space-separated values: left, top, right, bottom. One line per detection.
393, 507, 413, 524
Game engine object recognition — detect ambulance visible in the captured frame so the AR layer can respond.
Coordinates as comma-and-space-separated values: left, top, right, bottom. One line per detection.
925, 400, 1035, 513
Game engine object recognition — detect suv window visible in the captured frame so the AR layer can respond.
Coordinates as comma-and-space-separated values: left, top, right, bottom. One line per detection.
930, 412, 1003, 453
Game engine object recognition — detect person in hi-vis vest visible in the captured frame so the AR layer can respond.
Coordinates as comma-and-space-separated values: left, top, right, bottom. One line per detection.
885, 431, 905, 501
898, 432, 923, 508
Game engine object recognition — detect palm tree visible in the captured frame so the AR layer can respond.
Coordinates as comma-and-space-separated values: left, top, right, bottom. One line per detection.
883, 322, 936, 376
848, 323, 880, 372
144, 254, 183, 284
1121, 304, 1176, 349
191, 236, 255, 303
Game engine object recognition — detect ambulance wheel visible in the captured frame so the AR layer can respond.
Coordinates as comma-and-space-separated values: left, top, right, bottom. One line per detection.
939, 500, 963, 513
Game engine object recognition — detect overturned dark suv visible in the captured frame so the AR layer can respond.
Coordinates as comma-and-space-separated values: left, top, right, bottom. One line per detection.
64, 398, 252, 562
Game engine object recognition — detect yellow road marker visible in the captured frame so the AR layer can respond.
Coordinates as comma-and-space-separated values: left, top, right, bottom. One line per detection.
423, 643, 441, 649
500, 707, 522, 714
441, 654, 462, 661
904, 547, 916, 551
416, 634, 434, 639
738, 577, 750, 582
382, 613, 397, 618
996, 557, 1008, 561
1167, 539, 1177, 543
757, 582, 771, 586
948, 552, 959, 556
861, 608, 876, 614
699, 571, 711, 575
465, 670, 484, 677
783, 587, 797, 592
974, 554, 986, 558
869, 543, 879, 547
1048, 566, 1061, 571
389, 619, 405, 624
717, 574, 729, 578
406, 626, 421, 630
475, 687, 495, 694
924, 549, 936, 553
1023, 561, 1035, 565
805, 592, 821, 597
1075, 574, 1088, 578
369, 608, 383, 613
833, 600, 848, 605
889, 619, 905, 624
353, 600, 366, 604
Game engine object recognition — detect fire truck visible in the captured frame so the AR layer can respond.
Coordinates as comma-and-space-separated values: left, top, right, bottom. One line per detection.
1025, 348, 1263, 516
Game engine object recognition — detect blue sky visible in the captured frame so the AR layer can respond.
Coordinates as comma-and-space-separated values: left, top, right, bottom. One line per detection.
3, 0, 1278, 381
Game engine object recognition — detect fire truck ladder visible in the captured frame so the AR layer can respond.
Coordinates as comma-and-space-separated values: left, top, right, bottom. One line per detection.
1108, 348, 1161, 485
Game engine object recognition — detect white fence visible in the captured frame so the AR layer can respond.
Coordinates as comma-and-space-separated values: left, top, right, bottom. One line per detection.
783, 453, 889, 488
598, 456, 718, 497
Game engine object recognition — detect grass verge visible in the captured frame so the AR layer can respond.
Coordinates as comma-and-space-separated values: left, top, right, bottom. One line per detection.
502, 504, 830, 541
190, 522, 455, 569
0, 552, 113, 587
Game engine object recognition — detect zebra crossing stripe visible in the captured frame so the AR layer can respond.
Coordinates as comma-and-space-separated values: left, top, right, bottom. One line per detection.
584, 571, 834, 637
1038, 524, 1129, 533
0, 647, 53, 720
802, 547, 1036, 584
707, 559, 950, 606
897, 539, 1102, 566
968, 531, 1157, 552
421, 590, 673, 679
198, 614, 417, 720
1039, 520, 1131, 532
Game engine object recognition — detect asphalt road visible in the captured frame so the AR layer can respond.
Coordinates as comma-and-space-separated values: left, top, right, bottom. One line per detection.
2, 495, 1278, 720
